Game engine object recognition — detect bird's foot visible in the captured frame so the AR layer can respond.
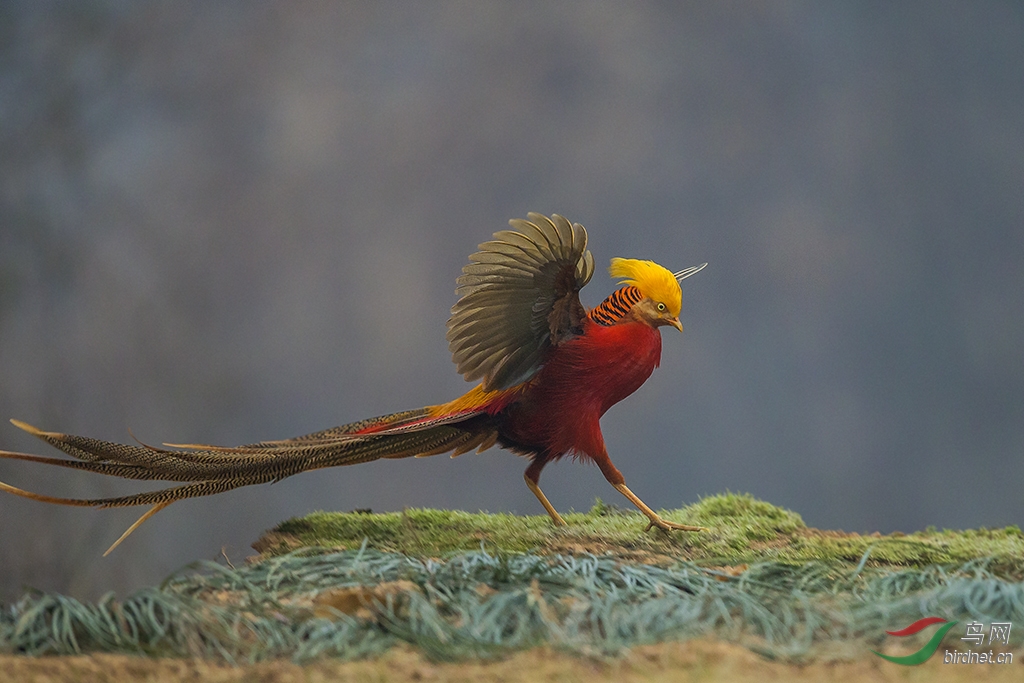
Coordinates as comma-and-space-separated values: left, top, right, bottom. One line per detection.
608, 483, 706, 533
643, 515, 706, 533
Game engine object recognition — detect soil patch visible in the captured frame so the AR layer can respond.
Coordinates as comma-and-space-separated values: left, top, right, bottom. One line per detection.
3, 640, 1019, 683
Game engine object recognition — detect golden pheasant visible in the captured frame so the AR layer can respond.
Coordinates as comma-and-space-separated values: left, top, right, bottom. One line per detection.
0, 213, 707, 554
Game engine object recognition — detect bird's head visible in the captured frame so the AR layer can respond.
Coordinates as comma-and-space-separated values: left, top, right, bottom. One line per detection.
609, 257, 707, 331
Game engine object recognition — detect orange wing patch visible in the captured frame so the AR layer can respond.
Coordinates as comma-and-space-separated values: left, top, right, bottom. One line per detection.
429, 383, 526, 418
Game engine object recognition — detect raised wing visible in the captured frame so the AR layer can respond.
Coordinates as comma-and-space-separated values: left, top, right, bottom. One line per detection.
447, 213, 595, 391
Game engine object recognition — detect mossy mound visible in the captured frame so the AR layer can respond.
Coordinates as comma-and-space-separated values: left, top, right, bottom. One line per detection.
255, 493, 1024, 578
5, 494, 1023, 663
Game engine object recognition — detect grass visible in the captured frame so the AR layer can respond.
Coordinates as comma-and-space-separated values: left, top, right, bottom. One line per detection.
256, 493, 1024, 578
4, 493, 1023, 664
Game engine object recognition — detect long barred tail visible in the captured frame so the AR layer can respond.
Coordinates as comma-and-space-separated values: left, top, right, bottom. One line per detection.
0, 408, 497, 554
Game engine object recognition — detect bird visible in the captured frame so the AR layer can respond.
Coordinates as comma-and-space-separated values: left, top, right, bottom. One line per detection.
0, 213, 707, 555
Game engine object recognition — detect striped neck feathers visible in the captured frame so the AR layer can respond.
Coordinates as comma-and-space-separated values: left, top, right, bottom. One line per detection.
589, 286, 644, 326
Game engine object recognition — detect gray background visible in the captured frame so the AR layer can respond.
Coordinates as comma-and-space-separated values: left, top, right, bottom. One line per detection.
2, 2, 1022, 601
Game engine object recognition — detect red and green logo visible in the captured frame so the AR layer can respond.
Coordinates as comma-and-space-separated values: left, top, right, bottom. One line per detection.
871, 617, 958, 665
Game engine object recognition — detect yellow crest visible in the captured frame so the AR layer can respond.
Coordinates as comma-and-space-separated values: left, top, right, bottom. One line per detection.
608, 258, 682, 317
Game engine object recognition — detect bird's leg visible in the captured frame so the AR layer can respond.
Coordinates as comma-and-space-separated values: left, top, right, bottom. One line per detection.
525, 475, 567, 526
594, 453, 704, 533
524, 459, 566, 527
612, 482, 705, 532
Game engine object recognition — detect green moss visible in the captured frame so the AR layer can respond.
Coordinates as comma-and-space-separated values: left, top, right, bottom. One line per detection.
257, 493, 1024, 578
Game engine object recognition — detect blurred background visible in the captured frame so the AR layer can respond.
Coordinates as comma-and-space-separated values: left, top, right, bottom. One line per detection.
1, 2, 1022, 601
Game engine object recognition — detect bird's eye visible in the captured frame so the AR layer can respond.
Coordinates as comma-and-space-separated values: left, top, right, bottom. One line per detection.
656, 302, 666, 312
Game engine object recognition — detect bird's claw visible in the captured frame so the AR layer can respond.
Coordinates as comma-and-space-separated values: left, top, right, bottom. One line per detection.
644, 516, 706, 533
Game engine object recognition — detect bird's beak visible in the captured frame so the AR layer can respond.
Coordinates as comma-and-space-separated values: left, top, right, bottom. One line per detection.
668, 317, 683, 332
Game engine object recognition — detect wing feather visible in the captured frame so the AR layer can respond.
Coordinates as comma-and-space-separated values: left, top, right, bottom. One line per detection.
447, 213, 594, 391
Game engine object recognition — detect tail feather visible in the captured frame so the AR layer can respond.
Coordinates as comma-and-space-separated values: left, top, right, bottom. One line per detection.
0, 408, 498, 552
0, 450, 170, 480
240, 408, 437, 448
